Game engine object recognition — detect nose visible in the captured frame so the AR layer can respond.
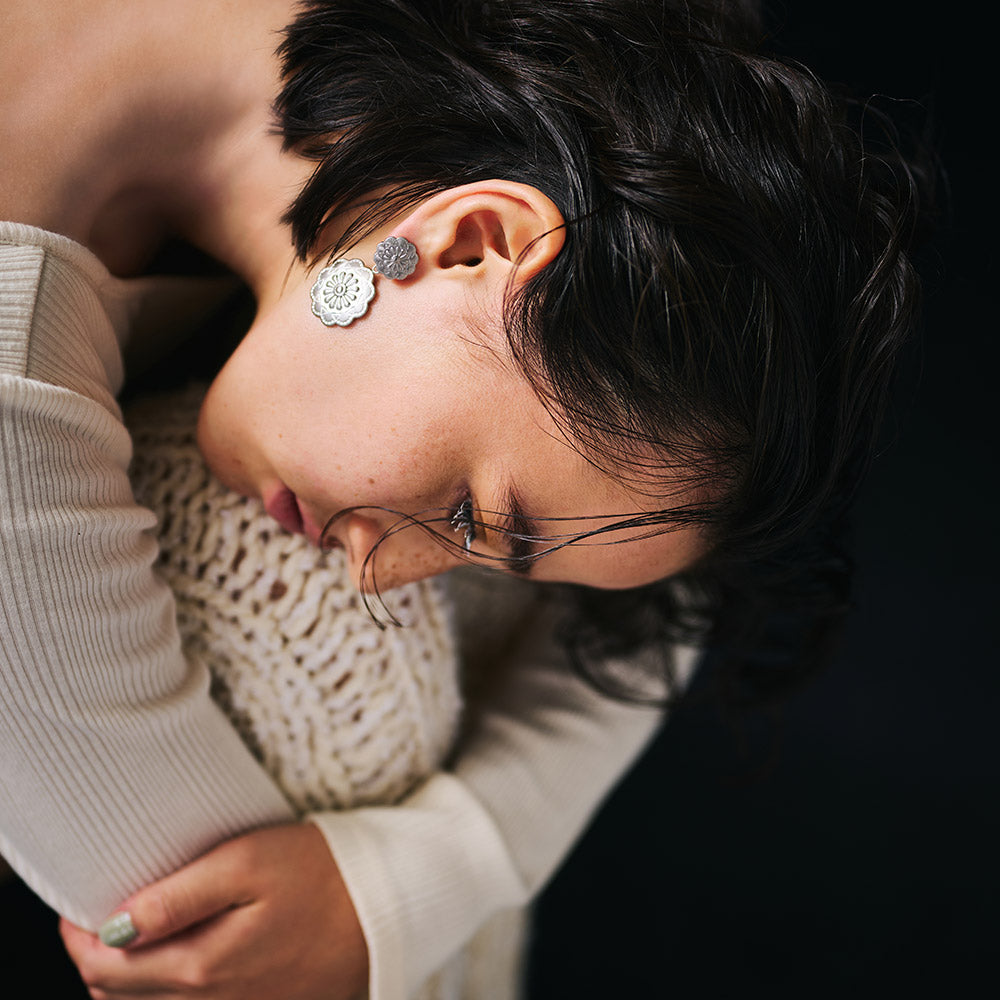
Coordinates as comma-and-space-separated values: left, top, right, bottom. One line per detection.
342, 512, 465, 591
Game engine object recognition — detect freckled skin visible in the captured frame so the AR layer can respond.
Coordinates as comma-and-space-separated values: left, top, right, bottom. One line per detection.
199, 208, 705, 593
359, 540, 458, 593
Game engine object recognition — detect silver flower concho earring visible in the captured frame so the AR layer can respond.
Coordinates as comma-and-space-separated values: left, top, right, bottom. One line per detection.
309, 236, 419, 327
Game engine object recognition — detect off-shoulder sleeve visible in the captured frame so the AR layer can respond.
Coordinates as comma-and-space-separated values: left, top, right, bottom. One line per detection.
0, 225, 293, 929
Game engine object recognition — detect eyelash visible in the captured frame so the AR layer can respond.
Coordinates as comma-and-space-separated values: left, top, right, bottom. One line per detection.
450, 495, 477, 552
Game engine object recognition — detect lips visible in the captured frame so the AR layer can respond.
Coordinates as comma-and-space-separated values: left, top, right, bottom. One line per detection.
264, 486, 304, 536
264, 485, 340, 549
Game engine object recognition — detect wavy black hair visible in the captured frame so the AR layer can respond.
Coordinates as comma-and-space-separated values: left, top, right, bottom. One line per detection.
274, 0, 921, 703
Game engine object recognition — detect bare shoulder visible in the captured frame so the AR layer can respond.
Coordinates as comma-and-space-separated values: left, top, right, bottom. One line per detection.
0, 0, 288, 273
0, 2, 134, 233
0, 1, 174, 267
1, 3, 88, 228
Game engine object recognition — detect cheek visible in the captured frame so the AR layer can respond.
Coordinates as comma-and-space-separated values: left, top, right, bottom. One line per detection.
297, 436, 453, 517
291, 385, 468, 506
356, 528, 461, 592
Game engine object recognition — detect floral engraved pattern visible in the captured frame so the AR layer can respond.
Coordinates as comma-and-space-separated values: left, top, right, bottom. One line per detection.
310, 259, 376, 327
372, 236, 419, 280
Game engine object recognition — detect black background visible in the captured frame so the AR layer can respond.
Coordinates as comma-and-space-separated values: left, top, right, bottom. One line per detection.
3, 3, 995, 997
528, 3, 998, 996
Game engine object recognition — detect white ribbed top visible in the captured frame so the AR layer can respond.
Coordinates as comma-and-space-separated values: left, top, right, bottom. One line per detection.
0, 223, 295, 926
1, 221, 680, 999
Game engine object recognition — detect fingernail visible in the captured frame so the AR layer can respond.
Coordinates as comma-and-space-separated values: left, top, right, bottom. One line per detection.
98, 911, 137, 948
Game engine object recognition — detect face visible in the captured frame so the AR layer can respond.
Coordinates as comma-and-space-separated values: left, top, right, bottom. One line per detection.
198, 252, 706, 593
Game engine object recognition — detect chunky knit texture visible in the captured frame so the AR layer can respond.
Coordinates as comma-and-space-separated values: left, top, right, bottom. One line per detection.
127, 385, 461, 815
1, 223, 296, 931
126, 387, 530, 1000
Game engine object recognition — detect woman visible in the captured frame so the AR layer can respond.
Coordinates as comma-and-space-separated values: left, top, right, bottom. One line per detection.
0, 1, 918, 997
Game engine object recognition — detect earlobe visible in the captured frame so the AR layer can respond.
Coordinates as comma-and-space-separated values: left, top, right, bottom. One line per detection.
406, 180, 565, 285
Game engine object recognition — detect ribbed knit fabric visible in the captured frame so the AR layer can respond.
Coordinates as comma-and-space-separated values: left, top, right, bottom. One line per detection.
1, 222, 683, 1000
0, 223, 294, 929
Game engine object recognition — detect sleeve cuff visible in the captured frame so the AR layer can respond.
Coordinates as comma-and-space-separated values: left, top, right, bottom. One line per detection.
308, 773, 528, 1000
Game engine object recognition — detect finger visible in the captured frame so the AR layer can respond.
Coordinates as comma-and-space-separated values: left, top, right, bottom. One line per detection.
61, 918, 141, 996
60, 915, 97, 963
64, 909, 224, 996
97, 840, 252, 950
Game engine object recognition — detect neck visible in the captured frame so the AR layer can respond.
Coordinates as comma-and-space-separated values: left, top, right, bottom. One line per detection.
71, 0, 310, 291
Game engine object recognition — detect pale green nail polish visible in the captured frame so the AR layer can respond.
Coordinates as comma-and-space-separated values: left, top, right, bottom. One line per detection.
98, 911, 137, 948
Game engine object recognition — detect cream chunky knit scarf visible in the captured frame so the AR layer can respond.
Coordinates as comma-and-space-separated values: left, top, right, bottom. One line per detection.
126, 386, 527, 1000
126, 385, 461, 814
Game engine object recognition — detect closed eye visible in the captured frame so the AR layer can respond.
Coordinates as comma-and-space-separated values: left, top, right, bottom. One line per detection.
449, 489, 539, 576
450, 496, 477, 552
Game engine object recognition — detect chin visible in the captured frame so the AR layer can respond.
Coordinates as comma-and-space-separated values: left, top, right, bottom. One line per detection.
195, 391, 253, 499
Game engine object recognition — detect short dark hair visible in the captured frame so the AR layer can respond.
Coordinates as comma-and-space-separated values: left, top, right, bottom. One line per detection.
275, 0, 921, 702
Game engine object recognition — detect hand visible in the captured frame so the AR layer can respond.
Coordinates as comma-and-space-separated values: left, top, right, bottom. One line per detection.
60, 822, 368, 1000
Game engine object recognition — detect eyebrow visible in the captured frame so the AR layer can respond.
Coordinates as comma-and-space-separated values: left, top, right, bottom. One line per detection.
496, 485, 541, 577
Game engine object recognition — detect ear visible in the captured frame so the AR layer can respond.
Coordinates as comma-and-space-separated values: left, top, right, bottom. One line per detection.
397, 180, 565, 286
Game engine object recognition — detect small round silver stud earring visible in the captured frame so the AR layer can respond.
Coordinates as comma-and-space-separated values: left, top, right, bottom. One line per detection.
372, 236, 419, 280
310, 258, 376, 327
310, 237, 419, 328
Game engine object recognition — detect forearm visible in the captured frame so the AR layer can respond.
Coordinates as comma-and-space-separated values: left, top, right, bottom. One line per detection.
0, 226, 293, 929
0, 378, 294, 929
